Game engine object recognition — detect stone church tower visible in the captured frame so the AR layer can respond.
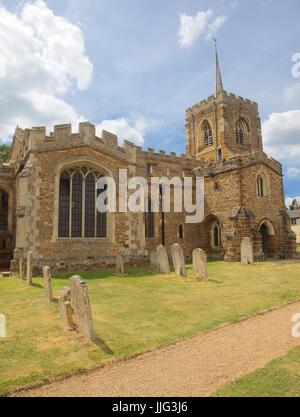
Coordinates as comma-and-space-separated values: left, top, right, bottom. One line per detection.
186, 44, 263, 162
185, 46, 295, 261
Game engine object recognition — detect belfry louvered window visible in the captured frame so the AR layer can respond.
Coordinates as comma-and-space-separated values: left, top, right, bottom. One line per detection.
58, 167, 107, 238
203, 121, 213, 147
235, 118, 249, 145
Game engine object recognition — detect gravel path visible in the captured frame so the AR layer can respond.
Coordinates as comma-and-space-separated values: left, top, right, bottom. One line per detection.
14, 301, 300, 397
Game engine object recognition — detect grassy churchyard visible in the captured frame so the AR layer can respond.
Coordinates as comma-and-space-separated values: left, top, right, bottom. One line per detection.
1, 260, 300, 396
215, 346, 300, 397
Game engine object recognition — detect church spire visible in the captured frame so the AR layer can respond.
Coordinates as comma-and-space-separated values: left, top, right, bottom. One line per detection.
214, 38, 224, 94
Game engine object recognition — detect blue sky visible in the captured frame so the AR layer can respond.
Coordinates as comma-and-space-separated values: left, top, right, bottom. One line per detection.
0, 0, 300, 202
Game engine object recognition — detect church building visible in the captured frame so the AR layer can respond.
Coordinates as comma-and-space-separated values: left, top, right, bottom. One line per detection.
0, 51, 296, 273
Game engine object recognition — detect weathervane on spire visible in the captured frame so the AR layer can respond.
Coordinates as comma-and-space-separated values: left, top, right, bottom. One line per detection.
213, 38, 224, 95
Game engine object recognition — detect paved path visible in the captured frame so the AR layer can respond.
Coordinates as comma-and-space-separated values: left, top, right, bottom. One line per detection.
14, 301, 300, 397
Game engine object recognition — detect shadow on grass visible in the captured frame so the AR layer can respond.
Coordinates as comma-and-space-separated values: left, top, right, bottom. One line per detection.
208, 278, 223, 284
94, 336, 114, 355
32, 283, 43, 289
53, 268, 157, 281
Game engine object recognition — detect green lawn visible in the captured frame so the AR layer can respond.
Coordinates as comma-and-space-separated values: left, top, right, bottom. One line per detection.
215, 346, 300, 397
1, 261, 300, 396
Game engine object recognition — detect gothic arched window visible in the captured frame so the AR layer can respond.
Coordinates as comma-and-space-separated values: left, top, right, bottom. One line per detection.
145, 199, 155, 238
211, 220, 221, 248
178, 224, 184, 239
257, 174, 268, 198
0, 189, 8, 232
235, 118, 249, 145
58, 167, 107, 238
203, 121, 213, 147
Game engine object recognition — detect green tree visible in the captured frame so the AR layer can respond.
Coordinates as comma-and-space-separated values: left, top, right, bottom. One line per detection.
0, 144, 12, 162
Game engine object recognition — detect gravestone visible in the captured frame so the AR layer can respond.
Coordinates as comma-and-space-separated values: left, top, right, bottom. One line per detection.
193, 248, 208, 280
241, 237, 254, 265
149, 251, 159, 273
19, 258, 24, 280
43, 266, 54, 303
1, 272, 11, 278
156, 245, 170, 274
171, 243, 187, 277
116, 255, 125, 275
69, 276, 95, 341
0, 314, 6, 338
58, 287, 75, 331
26, 251, 33, 286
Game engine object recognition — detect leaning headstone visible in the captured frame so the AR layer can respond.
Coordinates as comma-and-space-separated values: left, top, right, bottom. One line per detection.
43, 266, 54, 303
19, 258, 24, 280
58, 287, 75, 331
149, 251, 159, 273
171, 243, 187, 277
26, 251, 33, 286
69, 276, 95, 341
193, 248, 208, 280
156, 245, 170, 274
241, 237, 254, 265
116, 255, 125, 275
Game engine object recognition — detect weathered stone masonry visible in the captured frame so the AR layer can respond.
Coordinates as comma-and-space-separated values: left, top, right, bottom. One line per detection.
0, 87, 295, 274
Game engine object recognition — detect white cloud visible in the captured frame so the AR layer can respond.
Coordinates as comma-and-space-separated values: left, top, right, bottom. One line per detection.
287, 167, 300, 178
178, 9, 227, 48
205, 16, 227, 41
284, 83, 300, 101
97, 117, 148, 146
286, 196, 300, 208
262, 110, 300, 163
0, 0, 93, 140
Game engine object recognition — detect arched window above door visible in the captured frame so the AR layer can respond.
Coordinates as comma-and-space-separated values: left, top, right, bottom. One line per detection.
257, 174, 269, 198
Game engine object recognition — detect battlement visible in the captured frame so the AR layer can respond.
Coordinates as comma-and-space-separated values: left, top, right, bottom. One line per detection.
12, 122, 197, 167
186, 90, 258, 116
124, 141, 195, 164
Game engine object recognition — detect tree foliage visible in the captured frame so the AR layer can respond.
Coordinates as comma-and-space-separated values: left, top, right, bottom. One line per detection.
0, 144, 11, 162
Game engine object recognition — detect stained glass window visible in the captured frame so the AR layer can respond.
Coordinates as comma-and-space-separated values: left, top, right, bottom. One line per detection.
58, 167, 107, 238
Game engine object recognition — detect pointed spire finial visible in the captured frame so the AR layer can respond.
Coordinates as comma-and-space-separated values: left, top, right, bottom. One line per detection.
214, 38, 224, 95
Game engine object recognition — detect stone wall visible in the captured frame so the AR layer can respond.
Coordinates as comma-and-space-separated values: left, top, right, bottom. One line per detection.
292, 225, 300, 244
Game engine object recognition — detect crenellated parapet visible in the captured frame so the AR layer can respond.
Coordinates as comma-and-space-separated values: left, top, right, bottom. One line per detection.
186, 90, 258, 115
11, 122, 199, 171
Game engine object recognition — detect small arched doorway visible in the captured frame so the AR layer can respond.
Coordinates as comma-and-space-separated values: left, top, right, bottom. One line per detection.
202, 214, 224, 259
258, 220, 275, 258
260, 224, 270, 257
